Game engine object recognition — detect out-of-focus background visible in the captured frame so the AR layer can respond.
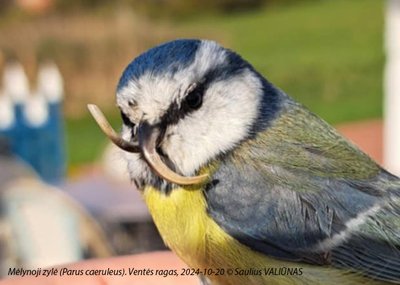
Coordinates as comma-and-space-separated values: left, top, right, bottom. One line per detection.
0, 0, 398, 277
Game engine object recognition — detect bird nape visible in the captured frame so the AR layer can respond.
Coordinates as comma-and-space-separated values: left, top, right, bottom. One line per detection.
89, 39, 400, 285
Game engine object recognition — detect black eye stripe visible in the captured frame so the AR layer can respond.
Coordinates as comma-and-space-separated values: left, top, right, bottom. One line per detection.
159, 83, 206, 127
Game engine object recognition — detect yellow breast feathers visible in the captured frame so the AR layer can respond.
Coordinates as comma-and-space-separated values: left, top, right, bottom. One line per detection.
143, 179, 386, 285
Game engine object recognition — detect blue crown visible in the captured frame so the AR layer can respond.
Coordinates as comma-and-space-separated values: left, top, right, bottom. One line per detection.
117, 39, 201, 91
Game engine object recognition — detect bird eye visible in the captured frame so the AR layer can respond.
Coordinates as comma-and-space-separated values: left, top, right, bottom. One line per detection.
120, 111, 135, 128
185, 85, 204, 110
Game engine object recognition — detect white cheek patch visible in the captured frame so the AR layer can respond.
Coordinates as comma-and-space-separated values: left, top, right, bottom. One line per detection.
164, 69, 262, 175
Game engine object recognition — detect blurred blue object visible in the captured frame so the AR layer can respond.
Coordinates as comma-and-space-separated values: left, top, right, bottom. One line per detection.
0, 60, 66, 185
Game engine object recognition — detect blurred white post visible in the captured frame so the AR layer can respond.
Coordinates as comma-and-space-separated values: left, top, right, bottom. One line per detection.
2, 61, 30, 104
384, 0, 400, 176
37, 60, 64, 103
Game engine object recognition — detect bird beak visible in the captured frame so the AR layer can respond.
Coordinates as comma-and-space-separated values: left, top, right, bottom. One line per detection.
87, 104, 140, 153
87, 104, 208, 186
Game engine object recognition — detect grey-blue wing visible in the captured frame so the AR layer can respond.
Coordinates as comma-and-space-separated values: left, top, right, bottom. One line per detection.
204, 160, 400, 282
332, 200, 400, 282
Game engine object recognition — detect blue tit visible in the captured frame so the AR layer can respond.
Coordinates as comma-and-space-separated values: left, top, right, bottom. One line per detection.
89, 39, 400, 285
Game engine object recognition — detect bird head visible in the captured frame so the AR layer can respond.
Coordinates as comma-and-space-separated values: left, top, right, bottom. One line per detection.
89, 39, 282, 189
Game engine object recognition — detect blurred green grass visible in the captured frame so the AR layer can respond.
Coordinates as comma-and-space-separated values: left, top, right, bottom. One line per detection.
184, 0, 384, 122
66, 0, 384, 168
66, 110, 121, 169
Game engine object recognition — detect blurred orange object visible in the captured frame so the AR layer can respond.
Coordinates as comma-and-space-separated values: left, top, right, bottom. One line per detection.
336, 119, 383, 165
15, 0, 53, 14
